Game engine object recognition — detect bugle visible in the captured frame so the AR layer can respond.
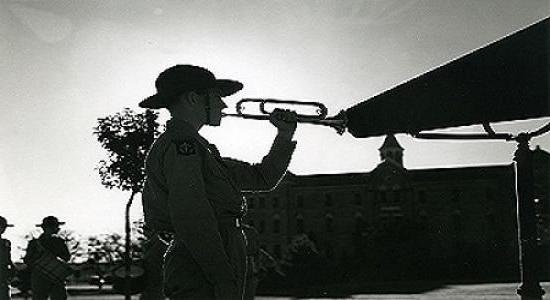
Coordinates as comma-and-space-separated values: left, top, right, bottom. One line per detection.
222, 98, 348, 135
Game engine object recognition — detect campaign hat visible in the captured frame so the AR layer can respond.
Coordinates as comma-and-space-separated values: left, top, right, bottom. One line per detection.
139, 64, 243, 109
36, 216, 65, 228
0, 216, 13, 228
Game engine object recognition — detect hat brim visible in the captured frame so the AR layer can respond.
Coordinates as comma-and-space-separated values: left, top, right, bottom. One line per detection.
36, 221, 65, 227
139, 79, 243, 109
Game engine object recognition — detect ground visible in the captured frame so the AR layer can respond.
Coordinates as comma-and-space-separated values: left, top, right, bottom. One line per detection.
10, 282, 550, 299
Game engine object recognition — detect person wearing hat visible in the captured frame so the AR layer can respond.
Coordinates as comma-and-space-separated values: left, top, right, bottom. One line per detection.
0, 216, 15, 300
23, 216, 70, 300
140, 64, 297, 299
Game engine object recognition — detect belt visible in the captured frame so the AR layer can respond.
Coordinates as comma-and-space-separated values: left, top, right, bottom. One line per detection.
156, 231, 175, 246
156, 218, 242, 245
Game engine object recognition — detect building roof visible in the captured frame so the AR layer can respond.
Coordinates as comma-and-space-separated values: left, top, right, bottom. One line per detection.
379, 134, 404, 150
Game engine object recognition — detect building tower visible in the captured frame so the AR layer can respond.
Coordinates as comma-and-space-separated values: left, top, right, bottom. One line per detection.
379, 134, 404, 166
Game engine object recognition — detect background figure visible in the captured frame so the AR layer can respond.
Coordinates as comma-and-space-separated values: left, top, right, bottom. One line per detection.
139, 227, 168, 300
0, 216, 15, 300
243, 223, 285, 300
243, 224, 260, 300
23, 216, 71, 300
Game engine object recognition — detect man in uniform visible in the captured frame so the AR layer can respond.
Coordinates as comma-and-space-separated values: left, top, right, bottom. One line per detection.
0, 216, 15, 300
139, 64, 297, 300
24, 216, 71, 300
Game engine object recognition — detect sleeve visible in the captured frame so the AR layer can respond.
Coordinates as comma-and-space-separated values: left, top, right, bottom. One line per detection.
23, 240, 37, 265
57, 238, 71, 262
224, 135, 296, 192
164, 138, 237, 285
6, 240, 12, 262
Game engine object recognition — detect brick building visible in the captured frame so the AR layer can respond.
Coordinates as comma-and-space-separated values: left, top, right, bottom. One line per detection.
244, 135, 550, 280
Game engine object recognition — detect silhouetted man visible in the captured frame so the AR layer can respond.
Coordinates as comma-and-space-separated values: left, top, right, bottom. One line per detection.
140, 64, 297, 299
24, 216, 70, 300
0, 216, 15, 300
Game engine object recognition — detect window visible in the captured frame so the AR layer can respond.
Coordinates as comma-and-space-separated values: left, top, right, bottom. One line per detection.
274, 244, 282, 258
452, 209, 462, 230
325, 245, 334, 259
248, 197, 254, 209
354, 192, 362, 206
418, 191, 426, 204
485, 188, 494, 203
297, 195, 304, 208
325, 193, 333, 207
259, 220, 265, 233
393, 190, 401, 203
354, 214, 364, 231
273, 216, 280, 233
451, 189, 460, 203
296, 215, 304, 234
380, 191, 387, 202
325, 214, 333, 232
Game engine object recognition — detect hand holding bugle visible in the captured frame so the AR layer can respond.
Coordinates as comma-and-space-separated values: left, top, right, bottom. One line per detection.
221, 98, 348, 135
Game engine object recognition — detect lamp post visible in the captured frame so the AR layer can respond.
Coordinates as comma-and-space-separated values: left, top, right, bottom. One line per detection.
514, 133, 545, 300
414, 121, 550, 300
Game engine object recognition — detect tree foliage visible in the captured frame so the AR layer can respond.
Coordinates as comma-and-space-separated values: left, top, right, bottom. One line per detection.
280, 234, 327, 287
93, 108, 160, 299
94, 108, 160, 193
85, 220, 146, 265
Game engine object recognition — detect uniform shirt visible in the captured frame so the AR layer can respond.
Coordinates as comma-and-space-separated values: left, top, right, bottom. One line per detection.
23, 234, 71, 267
141, 119, 296, 284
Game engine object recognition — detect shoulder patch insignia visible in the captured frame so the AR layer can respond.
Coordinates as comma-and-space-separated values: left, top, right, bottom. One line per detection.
174, 139, 196, 156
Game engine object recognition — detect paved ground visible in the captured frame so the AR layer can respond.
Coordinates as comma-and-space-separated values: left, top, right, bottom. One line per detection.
10, 282, 550, 299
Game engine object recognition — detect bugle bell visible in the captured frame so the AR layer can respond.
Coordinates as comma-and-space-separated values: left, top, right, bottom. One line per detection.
221, 98, 348, 135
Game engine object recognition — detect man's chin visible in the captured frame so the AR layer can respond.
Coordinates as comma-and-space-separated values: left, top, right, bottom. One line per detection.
209, 119, 222, 126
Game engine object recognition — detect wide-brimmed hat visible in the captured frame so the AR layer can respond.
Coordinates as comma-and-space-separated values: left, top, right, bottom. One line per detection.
0, 216, 14, 228
36, 216, 65, 228
139, 64, 243, 109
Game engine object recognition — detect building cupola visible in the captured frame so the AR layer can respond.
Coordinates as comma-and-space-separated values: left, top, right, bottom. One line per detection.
379, 134, 404, 166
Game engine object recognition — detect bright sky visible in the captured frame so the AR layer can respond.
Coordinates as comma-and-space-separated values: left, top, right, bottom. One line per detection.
1, 0, 549, 260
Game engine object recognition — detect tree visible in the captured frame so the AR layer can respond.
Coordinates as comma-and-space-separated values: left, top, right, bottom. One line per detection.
93, 108, 160, 299
280, 234, 327, 288
84, 221, 146, 291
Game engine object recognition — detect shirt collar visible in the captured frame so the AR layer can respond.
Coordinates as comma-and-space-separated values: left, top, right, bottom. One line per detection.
166, 119, 210, 146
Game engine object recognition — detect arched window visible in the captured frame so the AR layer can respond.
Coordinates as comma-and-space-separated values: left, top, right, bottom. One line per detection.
325, 244, 334, 259
296, 214, 304, 234
354, 192, 362, 206
325, 193, 333, 207
297, 195, 304, 208
259, 219, 265, 233
325, 214, 334, 233
354, 213, 364, 231
273, 215, 280, 234
274, 244, 281, 258
273, 197, 279, 208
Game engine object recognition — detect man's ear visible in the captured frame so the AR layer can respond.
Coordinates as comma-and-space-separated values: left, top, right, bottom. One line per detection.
186, 91, 200, 105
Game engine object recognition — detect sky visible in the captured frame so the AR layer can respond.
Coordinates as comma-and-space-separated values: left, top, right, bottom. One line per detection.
1, 0, 549, 260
